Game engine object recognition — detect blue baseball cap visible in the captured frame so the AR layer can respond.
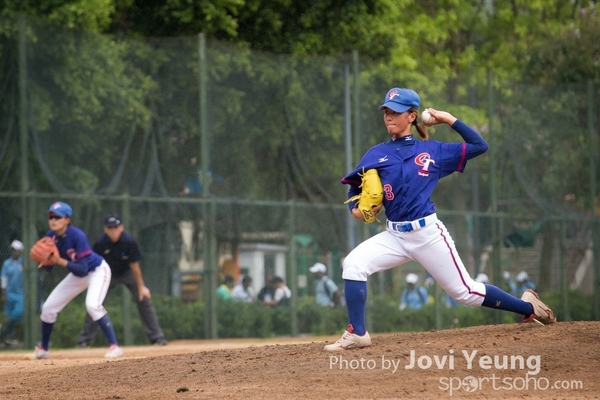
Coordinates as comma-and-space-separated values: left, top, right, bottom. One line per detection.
48, 201, 73, 218
378, 88, 420, 113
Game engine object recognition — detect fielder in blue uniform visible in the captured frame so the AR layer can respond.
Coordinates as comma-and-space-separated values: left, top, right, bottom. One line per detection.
324, 88, 556, 351
34, 202, 123, 359
0, 240, 24, 345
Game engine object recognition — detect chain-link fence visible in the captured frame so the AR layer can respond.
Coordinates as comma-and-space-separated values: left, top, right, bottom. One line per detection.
0, 16, 599, 348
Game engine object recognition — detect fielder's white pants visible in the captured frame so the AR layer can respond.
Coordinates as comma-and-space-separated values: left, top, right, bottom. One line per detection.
41, 260, 112, 323
343, 215, 486, 306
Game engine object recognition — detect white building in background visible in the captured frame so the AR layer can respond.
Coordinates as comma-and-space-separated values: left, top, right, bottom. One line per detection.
238, 243, 288, 294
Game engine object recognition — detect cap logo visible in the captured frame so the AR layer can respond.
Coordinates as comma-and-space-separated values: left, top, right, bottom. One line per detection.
388, 89, 400, 100
52, 202, 61, 209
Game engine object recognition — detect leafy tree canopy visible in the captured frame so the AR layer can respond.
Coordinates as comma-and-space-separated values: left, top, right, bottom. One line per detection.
0, 0, 115, 31
2, 0, 600, 86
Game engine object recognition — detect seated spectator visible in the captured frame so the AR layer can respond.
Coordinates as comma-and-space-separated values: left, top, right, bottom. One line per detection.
216, 275, 235, 300
265, 276, 291, 307
231, 276, 255, 303
257, 273, 276, 305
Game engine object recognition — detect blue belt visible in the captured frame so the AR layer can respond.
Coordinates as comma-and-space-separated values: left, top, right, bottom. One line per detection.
387, 216, 434, 233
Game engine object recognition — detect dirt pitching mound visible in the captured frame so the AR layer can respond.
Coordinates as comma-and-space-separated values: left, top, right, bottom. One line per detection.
0, 321, 596, 399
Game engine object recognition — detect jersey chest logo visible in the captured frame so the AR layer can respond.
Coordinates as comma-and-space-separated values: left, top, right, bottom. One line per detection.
415, 152, 435, 177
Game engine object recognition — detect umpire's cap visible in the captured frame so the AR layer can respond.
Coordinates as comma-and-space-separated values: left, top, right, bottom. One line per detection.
104, 214, 123, 227
378, 88, 420, 113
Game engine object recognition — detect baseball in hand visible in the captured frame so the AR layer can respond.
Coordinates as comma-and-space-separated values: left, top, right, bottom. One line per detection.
421, 110, 434, 125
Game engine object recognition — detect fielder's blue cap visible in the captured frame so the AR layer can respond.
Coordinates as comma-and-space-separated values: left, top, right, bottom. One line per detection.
378, 88, 420, 113
48, 201, 73, 218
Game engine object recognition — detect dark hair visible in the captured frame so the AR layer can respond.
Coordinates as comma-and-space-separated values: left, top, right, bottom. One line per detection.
242, 276, 252, 284
272, 276, 284, 284
224, 275, 234, 284
409, 107, 429, 140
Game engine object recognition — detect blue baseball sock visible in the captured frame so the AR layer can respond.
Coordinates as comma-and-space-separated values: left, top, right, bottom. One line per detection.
96, 314, 118, 346
41, 321, 54, 350
481, 284, 533, 316
344, 279, 368, 336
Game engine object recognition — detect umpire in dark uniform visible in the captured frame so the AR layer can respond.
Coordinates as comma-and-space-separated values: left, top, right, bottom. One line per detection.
76, 214, 168, 346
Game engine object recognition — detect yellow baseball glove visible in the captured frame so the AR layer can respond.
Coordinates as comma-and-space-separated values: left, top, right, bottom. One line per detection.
344, 168, 384, 224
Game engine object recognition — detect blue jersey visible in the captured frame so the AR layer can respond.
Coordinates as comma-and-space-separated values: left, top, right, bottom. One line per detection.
45, 226, 104, 277
1, 256, 23, 296
342, 119, 487, 221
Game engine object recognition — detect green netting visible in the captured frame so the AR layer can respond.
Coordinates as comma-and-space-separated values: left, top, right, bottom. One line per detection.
0, 16, 598, 345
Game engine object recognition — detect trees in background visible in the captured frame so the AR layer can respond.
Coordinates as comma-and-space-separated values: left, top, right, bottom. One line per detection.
0, 0, 598, 207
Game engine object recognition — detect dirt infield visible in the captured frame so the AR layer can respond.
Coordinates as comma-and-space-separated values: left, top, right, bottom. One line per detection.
0, 321, 597, 399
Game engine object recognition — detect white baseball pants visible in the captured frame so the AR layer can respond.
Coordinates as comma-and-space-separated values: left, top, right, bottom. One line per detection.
343, 216, 486, 306
40, 260, 112, 323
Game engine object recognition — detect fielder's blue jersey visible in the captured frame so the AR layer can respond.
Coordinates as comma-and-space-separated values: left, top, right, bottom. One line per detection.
45, 226, 104, 277
342, 119, 488, 222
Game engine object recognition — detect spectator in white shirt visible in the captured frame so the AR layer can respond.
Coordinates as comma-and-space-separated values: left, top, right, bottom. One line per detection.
265, 276, 291, 307
231, 276, 255, 303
